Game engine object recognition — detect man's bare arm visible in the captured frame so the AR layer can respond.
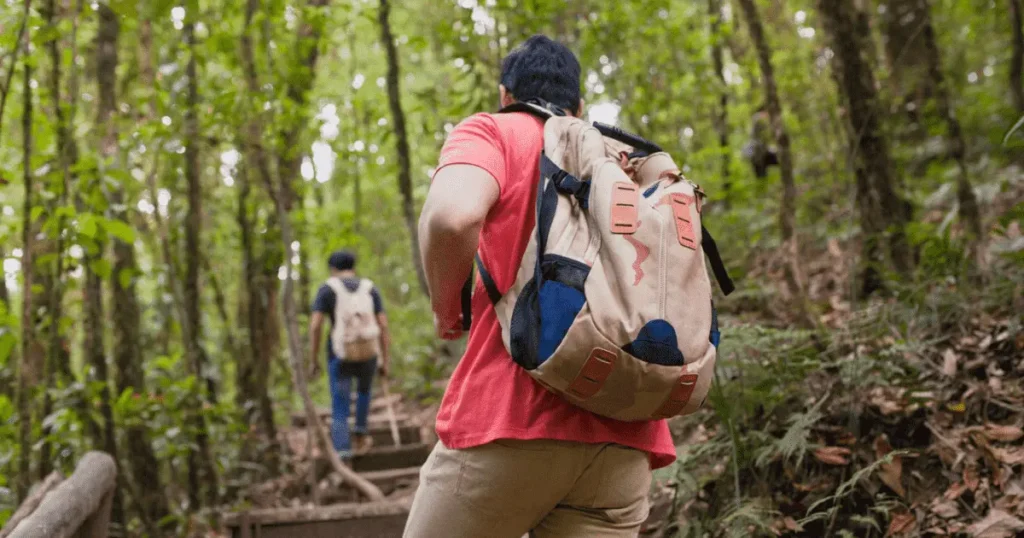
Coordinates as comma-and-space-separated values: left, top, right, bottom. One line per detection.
376, 312, 391, 375
418, 164, 500, 338
309, 311, 325, 374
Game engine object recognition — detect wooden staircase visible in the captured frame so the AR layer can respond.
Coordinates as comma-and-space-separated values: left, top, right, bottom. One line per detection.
223, 396, 428, 538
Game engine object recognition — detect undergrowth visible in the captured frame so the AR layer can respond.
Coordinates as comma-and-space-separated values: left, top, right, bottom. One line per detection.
656, 249, 1022, 537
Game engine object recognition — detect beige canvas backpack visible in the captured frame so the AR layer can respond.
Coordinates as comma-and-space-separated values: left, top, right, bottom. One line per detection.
326, 277, 381, 362
462, 101, 734, 422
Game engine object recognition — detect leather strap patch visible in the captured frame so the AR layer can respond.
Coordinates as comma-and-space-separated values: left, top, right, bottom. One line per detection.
653, 373, 699, 418
610, 183, 639, 234
670, 193, 698, 250
566, 348, 617, 399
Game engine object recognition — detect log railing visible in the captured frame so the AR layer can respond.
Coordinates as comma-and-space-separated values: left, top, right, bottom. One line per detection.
0, 451, 117, 538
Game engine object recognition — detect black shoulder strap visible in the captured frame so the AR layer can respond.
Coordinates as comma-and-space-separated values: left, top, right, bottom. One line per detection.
460, 273, 473, 331
497, 98, 566, 119
701, 225, 735, 296
459, 254, 502, 331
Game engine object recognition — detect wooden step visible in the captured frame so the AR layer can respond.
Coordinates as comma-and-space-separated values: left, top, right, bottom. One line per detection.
366, 424, 421, 447
322, 467, 421, 503
350, 443, 431, 473
360, 467, 420, 491
290, 407, 409, 428
224, 500, 410, 538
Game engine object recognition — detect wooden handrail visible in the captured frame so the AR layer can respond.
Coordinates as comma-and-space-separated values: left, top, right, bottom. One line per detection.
3, 451, 117, 538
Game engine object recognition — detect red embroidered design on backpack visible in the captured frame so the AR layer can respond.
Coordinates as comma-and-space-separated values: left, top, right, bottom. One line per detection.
624, 221, 649, 286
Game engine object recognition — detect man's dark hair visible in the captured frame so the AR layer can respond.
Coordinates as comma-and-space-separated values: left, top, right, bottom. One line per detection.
500, 35, 581, 115
328, 250, 356, 271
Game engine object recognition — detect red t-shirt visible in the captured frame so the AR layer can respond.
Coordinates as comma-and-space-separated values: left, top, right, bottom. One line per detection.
431, 111, 677, 469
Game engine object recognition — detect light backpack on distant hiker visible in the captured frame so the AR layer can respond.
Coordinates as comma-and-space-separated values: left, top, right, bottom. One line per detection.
461, 99, 735, 422
326, 278, 381, 362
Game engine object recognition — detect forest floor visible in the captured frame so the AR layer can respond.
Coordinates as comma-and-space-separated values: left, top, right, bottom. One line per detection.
218, 168, 1024, 538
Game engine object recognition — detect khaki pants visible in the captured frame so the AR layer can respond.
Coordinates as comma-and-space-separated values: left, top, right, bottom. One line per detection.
403, 439, 652, 538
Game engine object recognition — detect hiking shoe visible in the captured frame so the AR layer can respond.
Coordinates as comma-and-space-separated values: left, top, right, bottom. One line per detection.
353, 433, 374, 456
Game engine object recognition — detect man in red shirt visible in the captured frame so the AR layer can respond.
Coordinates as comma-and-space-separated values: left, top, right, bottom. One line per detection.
405, 35, 677, 537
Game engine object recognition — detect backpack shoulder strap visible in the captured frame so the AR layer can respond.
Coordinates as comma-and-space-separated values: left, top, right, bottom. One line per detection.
497, 99, 561, 120
324, 276, 345, 295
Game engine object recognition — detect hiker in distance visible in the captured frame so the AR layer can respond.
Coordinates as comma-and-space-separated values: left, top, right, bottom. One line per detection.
407, 32, 733, 537
308, 250, 391, 459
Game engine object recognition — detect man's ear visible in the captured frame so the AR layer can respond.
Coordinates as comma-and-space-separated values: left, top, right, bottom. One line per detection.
575, 97, 586, 118
499, 85, 515, 108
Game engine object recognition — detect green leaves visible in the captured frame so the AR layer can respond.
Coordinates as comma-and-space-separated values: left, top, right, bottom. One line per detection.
104, 218, 136, 244
78, 213, 99, 239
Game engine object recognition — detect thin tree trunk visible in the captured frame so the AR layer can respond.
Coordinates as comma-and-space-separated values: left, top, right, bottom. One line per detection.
0, 246, 7, 310
202, 254, 239, 357
0, 0, 32, 138
379, 0, 429, 296
111, 9, 171, 534
235, 164, 279, 473
89, 6, 125, 528
182, 19, 219, 511
818, 0, 914, 294
237, 0, 283, 472
708, 0, 731, 201
1010, 0, 1023, 112
736, 0, 807, 305
16, 32, 35, 503
916, 0, 983, 263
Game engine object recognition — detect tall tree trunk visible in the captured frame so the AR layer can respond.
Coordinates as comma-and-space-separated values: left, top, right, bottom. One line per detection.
736, 0, 807, 305
0, 0, 32, 137
916, 0, 983, 262
234, 164, 279, 473
92, 5, 126, 526
0, 247, 7, 310
880, 0, 932, 132
1010, 0, 1024, 112
379, 0, 429, 296
818, 0, 914, 295
237, 0, 282, 472
16, 31, 36, 503
182, 18, 219, 511
110, 10, 171, 536
708, 0, 731, 201
202, 254, 239, 358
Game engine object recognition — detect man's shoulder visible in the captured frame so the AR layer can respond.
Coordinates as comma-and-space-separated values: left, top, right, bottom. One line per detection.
455, 111, 541, 134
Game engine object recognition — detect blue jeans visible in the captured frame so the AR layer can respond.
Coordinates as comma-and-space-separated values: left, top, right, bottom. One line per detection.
327, 350, 377, 454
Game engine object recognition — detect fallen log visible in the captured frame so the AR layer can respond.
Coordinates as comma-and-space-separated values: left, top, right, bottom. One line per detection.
0, 472, 64, 538
6, 452, 116, 538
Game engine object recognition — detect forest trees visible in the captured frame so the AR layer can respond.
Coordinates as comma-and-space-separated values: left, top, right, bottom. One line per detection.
379, 0, 428, 296
816, 0, 915, 294
735, 0, 807, 310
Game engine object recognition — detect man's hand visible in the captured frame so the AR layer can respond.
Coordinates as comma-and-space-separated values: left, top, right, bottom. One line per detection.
378, 361, 389, 378
434, 312, 464, 340
309, 361, 321, 379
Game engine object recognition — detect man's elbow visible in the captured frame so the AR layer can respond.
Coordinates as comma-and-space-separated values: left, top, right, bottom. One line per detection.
429, 206, 485, 238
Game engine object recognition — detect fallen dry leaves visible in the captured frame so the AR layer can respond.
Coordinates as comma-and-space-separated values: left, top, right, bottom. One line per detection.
931, 499, 961, 519
813, 446, 852, 466
886, 512, 917, 537
982, 424, 1024, 443
987, 446, 1024, 466
874, 434, 906, 498
965, 509, 1024, 538
942, 348, 959, 377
